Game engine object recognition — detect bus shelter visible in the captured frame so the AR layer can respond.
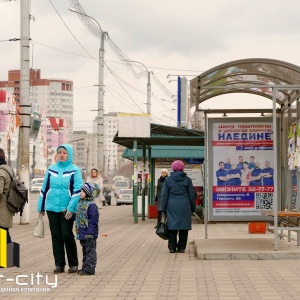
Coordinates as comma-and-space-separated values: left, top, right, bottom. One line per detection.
122, 145, 205, 217
190, 58, 300, 250
113, 123, 204, 223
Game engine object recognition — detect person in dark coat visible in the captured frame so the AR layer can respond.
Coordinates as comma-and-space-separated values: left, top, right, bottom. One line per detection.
154, 168, 169, 228
160, 160, 196, 253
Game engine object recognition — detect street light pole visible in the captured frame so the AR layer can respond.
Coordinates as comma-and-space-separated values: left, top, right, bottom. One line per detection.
20, 0, 31, 224
98, 31, 105, 173
129, 60, 151, 114
69, 9, 106, 173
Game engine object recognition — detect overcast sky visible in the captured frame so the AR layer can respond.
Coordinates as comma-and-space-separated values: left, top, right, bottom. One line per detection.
1, 0, 300, 132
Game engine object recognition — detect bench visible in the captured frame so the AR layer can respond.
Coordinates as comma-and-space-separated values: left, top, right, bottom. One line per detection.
261, 210, 300, 245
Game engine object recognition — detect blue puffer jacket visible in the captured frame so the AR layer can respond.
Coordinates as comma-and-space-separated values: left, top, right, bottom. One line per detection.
75, 200, 99, 240
37, 144, 83, 213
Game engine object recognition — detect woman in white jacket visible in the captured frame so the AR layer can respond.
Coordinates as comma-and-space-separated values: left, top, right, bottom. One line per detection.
86, 168, 105, 206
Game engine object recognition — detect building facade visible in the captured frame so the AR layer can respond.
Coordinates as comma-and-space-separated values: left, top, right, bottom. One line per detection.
93, 112, 126, 177
0, 69, 74, 173
72, 131, 97, 178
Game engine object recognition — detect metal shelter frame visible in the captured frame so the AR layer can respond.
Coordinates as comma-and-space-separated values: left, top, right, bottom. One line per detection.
190, 58, 300, 251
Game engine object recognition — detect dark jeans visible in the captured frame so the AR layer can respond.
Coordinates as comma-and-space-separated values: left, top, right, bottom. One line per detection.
80, 239, 97, 274
47, 211, 78, 267
168, 230, 188, 251
0, 226, 12, 243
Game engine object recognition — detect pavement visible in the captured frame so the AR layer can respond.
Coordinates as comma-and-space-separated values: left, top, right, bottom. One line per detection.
2, 203, 300, 299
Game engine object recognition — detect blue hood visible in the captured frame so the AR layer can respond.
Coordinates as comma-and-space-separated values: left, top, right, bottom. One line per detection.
57, 144, 74, 166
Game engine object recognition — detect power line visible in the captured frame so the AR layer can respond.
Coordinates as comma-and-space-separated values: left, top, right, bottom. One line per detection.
31, 40, 203, 73
105, 87, 141, 113
48, 0, 95, 61
105, 65, 144, 113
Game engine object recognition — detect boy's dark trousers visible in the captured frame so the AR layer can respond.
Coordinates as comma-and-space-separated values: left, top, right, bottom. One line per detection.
168, 230, 188, 252
47, 211, 78, 267
80, 239, 97, 274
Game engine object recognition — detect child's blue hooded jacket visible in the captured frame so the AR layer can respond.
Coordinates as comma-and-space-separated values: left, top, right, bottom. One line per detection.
37, 144, 83, 213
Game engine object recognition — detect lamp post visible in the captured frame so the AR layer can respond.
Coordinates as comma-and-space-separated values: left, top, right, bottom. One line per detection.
129, 60, 151, 114
69, 9, 106, 173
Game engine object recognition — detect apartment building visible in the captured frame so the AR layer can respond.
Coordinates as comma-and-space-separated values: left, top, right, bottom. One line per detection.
93, 112, 126, 177
0, 69, 74, 171
72, 131, 97, 177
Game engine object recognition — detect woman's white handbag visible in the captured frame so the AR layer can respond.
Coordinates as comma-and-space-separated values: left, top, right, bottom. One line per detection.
33, 213, 44, 238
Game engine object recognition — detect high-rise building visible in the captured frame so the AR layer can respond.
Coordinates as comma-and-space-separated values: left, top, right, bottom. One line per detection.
0, 69, 74, 172
72, 130, 97, 178
93, 112, 126, 177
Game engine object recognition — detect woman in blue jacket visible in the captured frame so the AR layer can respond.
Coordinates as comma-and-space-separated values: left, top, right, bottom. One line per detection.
37, 144, 83, 274
160, 160, 196, 253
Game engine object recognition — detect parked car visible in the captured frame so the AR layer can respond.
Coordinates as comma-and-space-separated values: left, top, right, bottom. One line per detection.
116, 189, 133, 206
30, 178, 44, 188
114, 180, 131, 197
30, 182, 43, 193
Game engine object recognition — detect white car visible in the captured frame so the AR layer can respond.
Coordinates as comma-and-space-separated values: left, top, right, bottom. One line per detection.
116, 189, 133, 206
30, 182, 43, 193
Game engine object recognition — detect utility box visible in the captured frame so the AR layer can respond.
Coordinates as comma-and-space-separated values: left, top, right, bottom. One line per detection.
248, 222, 267, 234
148, 205, 158, 219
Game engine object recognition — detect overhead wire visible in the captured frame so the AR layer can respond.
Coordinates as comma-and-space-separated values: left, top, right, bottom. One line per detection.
49, 0, 182, 125
49, 0, 145, 114
105, 86, 142, 112
30, 40, 203, 73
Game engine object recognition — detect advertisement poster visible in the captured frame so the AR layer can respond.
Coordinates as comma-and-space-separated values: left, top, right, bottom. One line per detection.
211, 120, 274, 217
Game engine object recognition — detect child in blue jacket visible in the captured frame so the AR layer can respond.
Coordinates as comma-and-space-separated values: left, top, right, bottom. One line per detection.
75, 182, 100, 275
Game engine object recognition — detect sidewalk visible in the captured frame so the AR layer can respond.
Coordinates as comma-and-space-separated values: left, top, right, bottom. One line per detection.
1, 205, 300, 299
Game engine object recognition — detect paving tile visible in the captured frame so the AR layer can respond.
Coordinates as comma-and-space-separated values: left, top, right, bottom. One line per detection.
4, 205, 300, 299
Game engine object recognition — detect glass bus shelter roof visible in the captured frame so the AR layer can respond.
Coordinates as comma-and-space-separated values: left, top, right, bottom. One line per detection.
190, 58, 300, 109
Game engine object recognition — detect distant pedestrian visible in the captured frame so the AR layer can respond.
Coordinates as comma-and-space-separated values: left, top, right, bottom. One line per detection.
160, 160, 196, 253
87, 168, 105, 207
0, 148, 14, 244
37, 144, 82, 274
75, 182, 100, 275
154, 168, 168, 228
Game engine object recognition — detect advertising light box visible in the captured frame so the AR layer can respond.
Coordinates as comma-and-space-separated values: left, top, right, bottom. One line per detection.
207, 118, 276, 221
